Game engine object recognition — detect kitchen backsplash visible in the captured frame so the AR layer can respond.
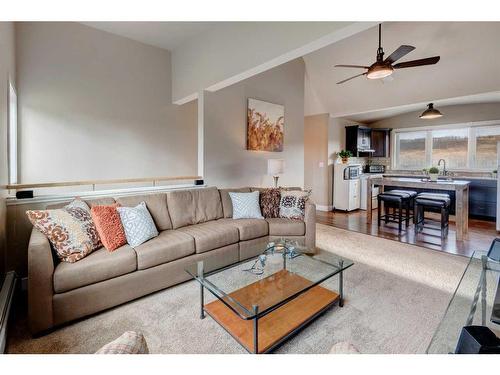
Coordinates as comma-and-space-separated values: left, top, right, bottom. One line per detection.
348, 157, 391, 168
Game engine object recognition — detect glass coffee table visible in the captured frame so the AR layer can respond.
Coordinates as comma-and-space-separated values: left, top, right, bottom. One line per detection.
185, 237, 353, 354
427, 251, 500, 353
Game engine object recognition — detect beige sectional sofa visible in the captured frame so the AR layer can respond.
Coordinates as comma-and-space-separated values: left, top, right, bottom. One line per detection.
28, 186, 316, 334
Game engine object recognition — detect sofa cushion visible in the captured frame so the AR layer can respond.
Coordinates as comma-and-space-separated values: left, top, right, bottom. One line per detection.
219, 188, 251, 218
133, 230, 195, 270
192, 187, 224, 223
116, 193, 171, 231
177, 221, 239, 253
54, 244, 137, 293
266, 218, 305, 236
166, 190, 195, 229
167, 187, 224, 229
218, 218, 268, 241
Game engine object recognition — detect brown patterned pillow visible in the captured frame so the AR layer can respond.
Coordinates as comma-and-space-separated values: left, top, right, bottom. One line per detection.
26, 199, 102, 263
259, 188, 281, 218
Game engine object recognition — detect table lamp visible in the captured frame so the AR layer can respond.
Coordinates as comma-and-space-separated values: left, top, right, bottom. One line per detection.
267, 159, 284, 188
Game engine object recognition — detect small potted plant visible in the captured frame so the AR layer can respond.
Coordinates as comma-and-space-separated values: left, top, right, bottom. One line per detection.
493, 170, 497, 179
428, 166, 439, 181
338, 150, 353, 164
422, 168, 428, 176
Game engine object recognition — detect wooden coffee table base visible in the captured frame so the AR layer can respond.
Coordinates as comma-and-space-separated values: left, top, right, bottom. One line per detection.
204, 272, 340, 354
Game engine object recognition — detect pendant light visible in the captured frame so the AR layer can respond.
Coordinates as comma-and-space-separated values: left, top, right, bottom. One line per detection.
420, 103, 443, 119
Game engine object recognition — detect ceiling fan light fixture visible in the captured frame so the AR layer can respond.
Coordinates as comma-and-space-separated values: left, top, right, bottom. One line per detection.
366, 65, 393, 80
420, 103, 443, 119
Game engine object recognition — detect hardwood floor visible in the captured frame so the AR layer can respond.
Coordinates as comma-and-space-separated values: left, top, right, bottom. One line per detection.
317, 209, 498, 257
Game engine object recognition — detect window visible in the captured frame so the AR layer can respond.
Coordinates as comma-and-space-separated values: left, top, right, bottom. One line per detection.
475, 126, 500, 170
431, 128, 468, 169
8, 80, 17, 184
395, 131, 427, 169
394, 123, 500, 171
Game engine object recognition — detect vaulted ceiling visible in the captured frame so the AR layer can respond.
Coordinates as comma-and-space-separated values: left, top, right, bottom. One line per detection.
303, 22, 500, 118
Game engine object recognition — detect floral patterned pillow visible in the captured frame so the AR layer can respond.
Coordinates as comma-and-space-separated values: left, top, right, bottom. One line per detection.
279, 190, 311, 220
26, 199, 102, 263
260, 188, 281, 218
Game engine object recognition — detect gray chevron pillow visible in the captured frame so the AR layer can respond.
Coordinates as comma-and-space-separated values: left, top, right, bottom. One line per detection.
229, 191, 264, 219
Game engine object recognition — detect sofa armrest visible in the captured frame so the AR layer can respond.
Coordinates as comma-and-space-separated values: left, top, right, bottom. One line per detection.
28, 228, 55, 334
304, 201, 316, 253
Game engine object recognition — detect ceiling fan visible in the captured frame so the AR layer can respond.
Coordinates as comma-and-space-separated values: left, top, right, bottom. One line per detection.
334, 24, 440, 84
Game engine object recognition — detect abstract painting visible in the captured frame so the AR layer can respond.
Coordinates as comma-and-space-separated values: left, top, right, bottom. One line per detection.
247, 98, 284, 152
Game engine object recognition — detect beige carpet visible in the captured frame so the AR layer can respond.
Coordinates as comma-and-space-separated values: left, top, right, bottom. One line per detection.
7, 224, 469, 354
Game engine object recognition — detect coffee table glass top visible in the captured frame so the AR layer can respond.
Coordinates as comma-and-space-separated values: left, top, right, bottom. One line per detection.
426, 251, 500, 353
185, 237, 353, 320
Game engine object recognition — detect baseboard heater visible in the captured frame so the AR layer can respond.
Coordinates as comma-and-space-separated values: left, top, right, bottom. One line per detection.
0, 272, 17, 353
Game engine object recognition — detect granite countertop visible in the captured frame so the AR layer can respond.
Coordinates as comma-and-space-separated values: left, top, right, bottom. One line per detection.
383, 173, 497, 181
373, 176, 470, 187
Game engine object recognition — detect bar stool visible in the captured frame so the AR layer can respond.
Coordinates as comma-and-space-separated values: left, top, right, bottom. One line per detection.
377, 190, 417, 233
414, 192, 451, 240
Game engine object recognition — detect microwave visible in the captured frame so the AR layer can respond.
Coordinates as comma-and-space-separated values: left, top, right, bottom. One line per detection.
344, 165, 361, 180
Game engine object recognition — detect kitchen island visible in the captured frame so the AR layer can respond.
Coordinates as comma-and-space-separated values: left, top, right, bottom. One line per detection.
366, 176, 471, 240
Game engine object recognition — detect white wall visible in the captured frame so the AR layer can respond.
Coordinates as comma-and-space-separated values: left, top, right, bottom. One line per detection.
304, 114, 329, 208
16, 22, 198, 184
304, 71, 327, 116
204, 58, 305, 189
0, 22, 16, 275
171, 22, 374, 103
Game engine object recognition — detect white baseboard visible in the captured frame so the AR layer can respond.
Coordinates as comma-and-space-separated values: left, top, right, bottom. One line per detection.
0, 271, 17, 353
316, 205, 333, 212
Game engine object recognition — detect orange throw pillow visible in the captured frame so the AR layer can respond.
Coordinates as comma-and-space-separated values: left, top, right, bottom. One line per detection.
91, 204, 127, 251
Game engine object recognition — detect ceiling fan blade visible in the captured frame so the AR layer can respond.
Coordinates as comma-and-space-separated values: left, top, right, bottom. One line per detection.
393, 56, 440, 69
334, 64, 370, 69
384, 45, 415, 65
337, 72, 367, 84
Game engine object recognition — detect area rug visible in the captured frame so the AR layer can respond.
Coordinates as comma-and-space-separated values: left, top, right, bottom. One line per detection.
7, 224, 469, 354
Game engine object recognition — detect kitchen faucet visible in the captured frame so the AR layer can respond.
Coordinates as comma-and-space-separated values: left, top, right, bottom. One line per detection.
438, 159, 447, 176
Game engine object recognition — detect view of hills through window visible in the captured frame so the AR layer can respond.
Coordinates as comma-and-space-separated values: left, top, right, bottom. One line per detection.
476, 126, 500, 169
431, 129, 468, 169
396, 132, 426, 169
395, 124, 500, 170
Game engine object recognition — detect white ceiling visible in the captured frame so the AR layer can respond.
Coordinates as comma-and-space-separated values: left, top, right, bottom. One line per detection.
304, 22, 500, 118
82, 22, 217, 50
347, 91, 500, 123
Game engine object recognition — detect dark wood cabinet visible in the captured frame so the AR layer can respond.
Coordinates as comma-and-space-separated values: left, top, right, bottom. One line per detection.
371, 128, 391, 157
468, 179, 497, 220
345, 125, 373, 156
345, 125, 391, 157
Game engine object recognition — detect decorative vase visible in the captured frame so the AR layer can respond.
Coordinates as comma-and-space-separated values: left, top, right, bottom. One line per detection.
429, 173, 439, 181
341, 157, 349, 164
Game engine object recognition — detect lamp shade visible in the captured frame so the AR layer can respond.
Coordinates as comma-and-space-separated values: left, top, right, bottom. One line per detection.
267, 159, 285, 175
420, 103, 443, 119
